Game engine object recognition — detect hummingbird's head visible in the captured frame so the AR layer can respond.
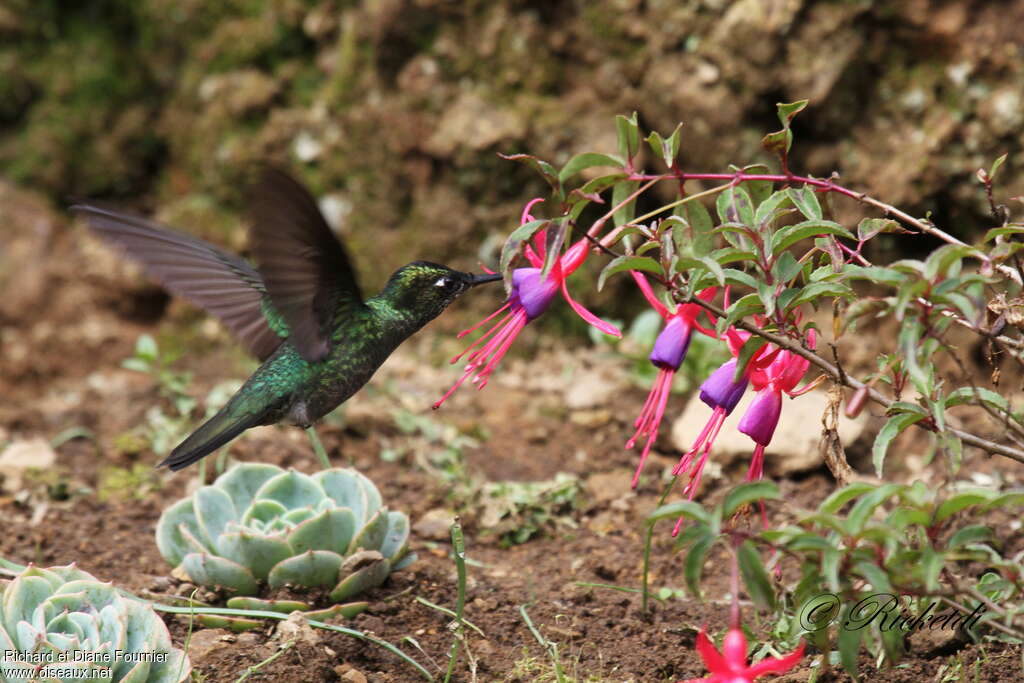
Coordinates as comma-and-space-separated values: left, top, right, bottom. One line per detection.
382, 261, 502, 322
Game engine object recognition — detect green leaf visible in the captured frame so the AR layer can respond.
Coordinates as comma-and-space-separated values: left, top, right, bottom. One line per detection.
935, 490, 996, 522
718, 293, 764, 335
846, 483, 903, 533
722, 482, 780, 518
857, 217, 902, 241
684, 531, 715, 598
645, 123, 683, 167
989, 152, 1008, 182
737, 163, 773, 206
647, 500, 710, 526
837, 613, 864, 677
752, 190, 793, 230
597, 255, 663, 291
558, 153, 624, 183
920, 547, 943, 592
499, 218, 548, 277
947, 525, 993, 548
737, 540, 775, 610
761, 100, 808, 157
772, 250, 802, 283
770, 220, 853, 256
819, 482, 877, 514
611, 179, 639, 227
924, 244, 982, 281
872, 413, 925, 476
498, 153, 561, 196
788, 281, 855, 309
853, 561, 892, 592
982, 224, 1024, 242
716, 185, 755, 226
615, 112, 641, 162
786, 187, 822, 221
776, 100, 809, 127
541, 218, 569, 278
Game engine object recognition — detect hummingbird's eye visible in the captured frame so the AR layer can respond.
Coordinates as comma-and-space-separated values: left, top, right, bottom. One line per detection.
434, 276, 454, 289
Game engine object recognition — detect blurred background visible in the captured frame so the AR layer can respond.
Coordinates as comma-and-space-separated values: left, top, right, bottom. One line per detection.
2, 0, 1022, 277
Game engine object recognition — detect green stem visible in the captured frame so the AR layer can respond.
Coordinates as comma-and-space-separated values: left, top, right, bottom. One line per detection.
443, 518, 468, 683
519, 604, 567, 683
642, 475, 680, 614
306, 426, 332, 469
234, 639, 296, 682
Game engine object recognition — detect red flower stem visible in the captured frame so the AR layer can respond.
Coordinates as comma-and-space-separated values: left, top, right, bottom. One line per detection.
684, 296, 1024, 466
730, 543, 741, 630
586, 176, 668, 242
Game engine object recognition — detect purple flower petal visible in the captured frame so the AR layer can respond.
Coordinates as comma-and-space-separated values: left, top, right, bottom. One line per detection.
649, 316, 692, 370
738, 388, 782, 446
699, 359, 748, 413
510, 268, 559, 320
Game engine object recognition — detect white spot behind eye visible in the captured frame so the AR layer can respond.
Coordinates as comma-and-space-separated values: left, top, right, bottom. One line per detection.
434, 277, 450, 288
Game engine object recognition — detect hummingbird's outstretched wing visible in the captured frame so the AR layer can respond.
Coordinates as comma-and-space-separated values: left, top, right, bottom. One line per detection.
248, 167, 365, 362
71, 204, 285, 361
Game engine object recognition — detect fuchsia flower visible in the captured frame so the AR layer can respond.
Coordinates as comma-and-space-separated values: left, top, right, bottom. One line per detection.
679, 627, 805, 683
627, 272, 716, 487
671, 326, 816, 534
738, 327, 817, 485
434, 199, 621, 408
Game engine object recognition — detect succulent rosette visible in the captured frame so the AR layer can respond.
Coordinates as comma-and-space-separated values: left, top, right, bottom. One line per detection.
156, 463, 414, 604
0, 563, 190, 682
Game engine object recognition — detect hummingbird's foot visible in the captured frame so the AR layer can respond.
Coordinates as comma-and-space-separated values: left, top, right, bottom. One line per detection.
305, 426, 332, 470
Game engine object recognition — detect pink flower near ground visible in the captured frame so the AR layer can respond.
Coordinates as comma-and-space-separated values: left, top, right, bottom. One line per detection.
434, 199, 621, 408
679, 627, 805, 683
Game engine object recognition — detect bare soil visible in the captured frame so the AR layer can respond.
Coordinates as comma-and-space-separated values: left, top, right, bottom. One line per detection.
2, 187, 1022, 682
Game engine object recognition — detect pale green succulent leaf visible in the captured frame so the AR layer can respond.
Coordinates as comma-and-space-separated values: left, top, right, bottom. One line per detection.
282, 506, 317, 526
329, 556, 391, 602
379, 511, 411, 562
242, 499, 289, 528
3, 575, 51, 640
149, 647, 191, 682
156, 498, 202, 567
195, 613, 264, 632
254, 470, 326, 510
349, 509, 388, 554
288, 508, 357, 555
213, 462, 283, 512
118, 661, 153, 683
194, 486, 238, 549
15, 618, 45, 653
267, 550, 343, 590
314, 469, 369, 524
215, 532, 293, 582
56, 580, 120, 612
392, 552, 417, 571
303, 601, 369, 620
225, 596, 311, 613
180, 553, 259, 595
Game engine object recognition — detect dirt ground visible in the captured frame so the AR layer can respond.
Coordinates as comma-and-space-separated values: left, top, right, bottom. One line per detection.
2, 184, 1023, 682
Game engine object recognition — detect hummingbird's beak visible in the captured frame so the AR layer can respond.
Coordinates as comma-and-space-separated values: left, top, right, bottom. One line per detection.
468, 272, 503, 286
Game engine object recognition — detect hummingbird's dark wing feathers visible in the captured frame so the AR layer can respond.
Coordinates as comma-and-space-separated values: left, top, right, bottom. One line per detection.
249, 168, 365, 363
71, 204, 285, 361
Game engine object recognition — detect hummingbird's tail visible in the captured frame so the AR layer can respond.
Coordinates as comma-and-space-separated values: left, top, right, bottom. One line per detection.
159, 402, 266, 471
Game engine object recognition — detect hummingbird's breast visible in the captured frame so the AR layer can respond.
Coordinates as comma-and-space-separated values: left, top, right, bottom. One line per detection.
283, 306, 414, 426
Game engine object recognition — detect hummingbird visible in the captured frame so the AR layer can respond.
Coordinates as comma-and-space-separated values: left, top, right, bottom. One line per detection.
71, 168, 501, 470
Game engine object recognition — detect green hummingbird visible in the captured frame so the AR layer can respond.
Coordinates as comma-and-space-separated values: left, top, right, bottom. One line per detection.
72, 168, 501, 471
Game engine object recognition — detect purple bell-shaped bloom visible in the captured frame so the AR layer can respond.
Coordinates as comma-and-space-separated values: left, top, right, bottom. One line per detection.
738, 388, 782, 447
699, 359, 749, 414
510, 268, 559, 321
649, 316, 693, 370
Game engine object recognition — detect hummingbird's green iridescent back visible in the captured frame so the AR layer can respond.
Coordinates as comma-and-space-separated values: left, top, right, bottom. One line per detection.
72, 169, 501, 470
